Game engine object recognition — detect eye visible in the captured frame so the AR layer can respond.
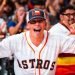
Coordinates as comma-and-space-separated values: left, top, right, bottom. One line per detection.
62, 13, 75, 17
29, 20, 36, 24
29, 19, 44, 24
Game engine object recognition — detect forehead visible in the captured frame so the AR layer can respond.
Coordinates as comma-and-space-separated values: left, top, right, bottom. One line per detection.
31, 18, 45, 21
64, 9, 75, 13
17, 7, 25, 11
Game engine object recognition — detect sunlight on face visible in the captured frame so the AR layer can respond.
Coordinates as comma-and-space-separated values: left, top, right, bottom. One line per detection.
28, 19, 46, 37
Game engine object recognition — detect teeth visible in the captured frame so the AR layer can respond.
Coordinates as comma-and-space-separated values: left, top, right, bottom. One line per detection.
34, 29, 41, 32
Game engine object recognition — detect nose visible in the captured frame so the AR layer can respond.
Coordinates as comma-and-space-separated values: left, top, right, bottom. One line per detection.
35, 22, 40, 26
70, 14, 74, 19
69, 15, 75, 21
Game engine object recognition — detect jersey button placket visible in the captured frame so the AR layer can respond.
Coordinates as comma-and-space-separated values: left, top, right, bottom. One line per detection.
35, 50, 39, 75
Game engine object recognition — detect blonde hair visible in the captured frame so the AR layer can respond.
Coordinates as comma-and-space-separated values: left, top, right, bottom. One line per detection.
12, 6, 26, 23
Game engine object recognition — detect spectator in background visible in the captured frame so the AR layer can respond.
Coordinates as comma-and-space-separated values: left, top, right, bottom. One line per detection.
30, 0, 45, 9
0, 0, 6, 17
45, 0, 71, 26
0, 0, 7, 40
49, 5, 75, 75
45, 0, 60, 26
11, 0, 22, 9
0, 18, 7, 40
7, 6, 26, 35
0, 0, 15, 21
70, 0, 75, 7
12, 0, 29, 11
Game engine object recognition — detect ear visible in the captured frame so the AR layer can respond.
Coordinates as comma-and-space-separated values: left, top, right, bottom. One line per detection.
60, 14, 64, 21
45, 21, 47, 27
26, 23, 30, 30
45, 20, 50, 30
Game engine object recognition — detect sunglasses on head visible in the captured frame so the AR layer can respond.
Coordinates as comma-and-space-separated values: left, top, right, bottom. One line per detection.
29, 19, 45, 24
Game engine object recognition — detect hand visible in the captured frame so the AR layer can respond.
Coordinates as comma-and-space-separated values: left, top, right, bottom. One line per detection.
45, 0, 54, 7
2, 0, 6, 6
18, 13, 25, 23
69, 23, 75, 34
70, 23, 75, 29
0, 35, 5, 39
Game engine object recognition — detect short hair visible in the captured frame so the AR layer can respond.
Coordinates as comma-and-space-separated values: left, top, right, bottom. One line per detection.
57, 5, 75, 20
59, 5, 75, 15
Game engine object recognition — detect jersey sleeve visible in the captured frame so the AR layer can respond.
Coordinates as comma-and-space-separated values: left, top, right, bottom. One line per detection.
60, 35, 75, 54
0, 37, 14, 58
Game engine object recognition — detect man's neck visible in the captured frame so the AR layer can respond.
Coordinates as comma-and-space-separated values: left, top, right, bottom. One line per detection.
30, 33, 44, 47
60, 22, 70, 31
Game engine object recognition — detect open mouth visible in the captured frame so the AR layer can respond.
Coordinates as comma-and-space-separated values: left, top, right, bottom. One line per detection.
34, 29, 41, 32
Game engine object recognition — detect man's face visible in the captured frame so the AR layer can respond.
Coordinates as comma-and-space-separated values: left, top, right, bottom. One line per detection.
28, 18, 46, 37
60, 9, 75, 26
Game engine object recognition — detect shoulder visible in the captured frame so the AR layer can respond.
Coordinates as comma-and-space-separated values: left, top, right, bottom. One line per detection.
7, 20, 16, 27
3, 32, 25, 43
48, 32, 69, 42
49, 23, 62, 31
49, 23, 70, 35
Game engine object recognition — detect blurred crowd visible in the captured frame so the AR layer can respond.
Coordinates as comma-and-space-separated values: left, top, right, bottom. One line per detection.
0, 0, 75, 75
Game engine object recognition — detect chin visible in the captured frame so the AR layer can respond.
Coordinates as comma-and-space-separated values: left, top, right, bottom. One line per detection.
34, 32, 41, 37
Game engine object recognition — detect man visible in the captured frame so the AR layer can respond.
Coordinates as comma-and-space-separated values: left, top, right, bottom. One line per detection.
49, 5, 75, 75
0, 8, 75, 75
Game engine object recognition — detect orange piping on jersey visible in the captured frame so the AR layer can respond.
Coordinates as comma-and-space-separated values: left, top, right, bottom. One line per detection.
38, 31, 48, 75
26, 40, 35, 53
25, 32, 35, 53
60, 22, 70, 31
26, 40, 36, 74
25, 31, 49, 75
25, 31, 36, 75
24, 31, 35, 53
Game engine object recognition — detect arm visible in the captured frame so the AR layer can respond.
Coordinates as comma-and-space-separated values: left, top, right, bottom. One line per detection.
69, 23, 75, 34
60, 35, 75, 54
0, 37, 13, 58
8, 13, 25, 35
8, 21, 23, 35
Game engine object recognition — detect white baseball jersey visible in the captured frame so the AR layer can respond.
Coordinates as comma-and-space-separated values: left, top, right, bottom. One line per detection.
49, 23, 70, 35
0, 30, 75, 75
